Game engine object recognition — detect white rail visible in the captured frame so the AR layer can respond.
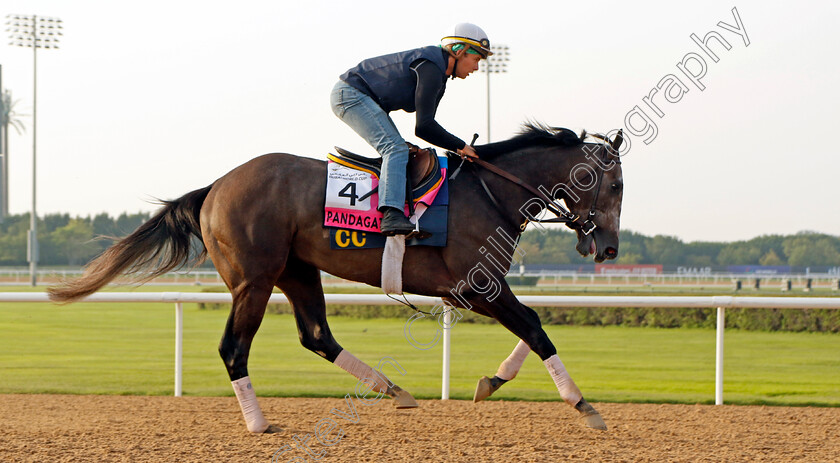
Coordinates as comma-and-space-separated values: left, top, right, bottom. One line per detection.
1, 292, 838, 404
3, 269, 839, 290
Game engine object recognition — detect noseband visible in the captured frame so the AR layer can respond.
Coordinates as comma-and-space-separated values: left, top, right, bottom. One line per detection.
455, 130, 623, 235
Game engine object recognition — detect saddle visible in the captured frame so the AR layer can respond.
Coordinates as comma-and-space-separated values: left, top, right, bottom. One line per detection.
333, 142, 442, 209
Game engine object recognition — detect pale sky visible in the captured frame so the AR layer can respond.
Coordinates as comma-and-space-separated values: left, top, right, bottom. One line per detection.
0, 0, 837, 242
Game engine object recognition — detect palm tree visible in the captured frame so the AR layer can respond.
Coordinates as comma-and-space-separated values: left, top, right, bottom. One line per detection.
1, 90, 27, 219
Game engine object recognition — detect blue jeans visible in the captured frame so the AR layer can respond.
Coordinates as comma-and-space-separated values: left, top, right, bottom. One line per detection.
330, 80, 408, 211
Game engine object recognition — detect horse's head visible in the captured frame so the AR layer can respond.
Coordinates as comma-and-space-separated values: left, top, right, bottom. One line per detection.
562, 133, 623, 263
472, 123, 623, 263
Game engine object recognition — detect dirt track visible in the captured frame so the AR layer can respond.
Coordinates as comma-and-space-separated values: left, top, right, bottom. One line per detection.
1, 395, 837, 462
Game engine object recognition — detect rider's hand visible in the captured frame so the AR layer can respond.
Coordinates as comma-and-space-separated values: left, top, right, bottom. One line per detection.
458, 145, 478, 160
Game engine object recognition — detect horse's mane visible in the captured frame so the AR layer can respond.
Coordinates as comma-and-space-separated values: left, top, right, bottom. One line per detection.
471, 122, 586, 160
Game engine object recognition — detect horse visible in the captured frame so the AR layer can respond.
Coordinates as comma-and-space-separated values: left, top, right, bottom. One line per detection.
48, 123, 623, 433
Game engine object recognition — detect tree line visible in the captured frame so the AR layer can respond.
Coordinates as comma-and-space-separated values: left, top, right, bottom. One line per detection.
0, 212, 168, 267
0, 211, 838, 267
517, 228, 840, 267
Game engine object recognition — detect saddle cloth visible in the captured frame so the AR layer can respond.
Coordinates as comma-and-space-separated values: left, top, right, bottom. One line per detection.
324, 152, 449, 249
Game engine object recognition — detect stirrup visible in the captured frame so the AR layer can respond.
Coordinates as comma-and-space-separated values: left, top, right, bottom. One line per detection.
410, 217, 431, 240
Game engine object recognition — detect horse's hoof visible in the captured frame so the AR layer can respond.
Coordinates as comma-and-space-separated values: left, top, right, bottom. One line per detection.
263, 424, 284, 434
393, 389, 418, 409
581, 411, 607, 431
575, 399, 607, 431
474, 375, 507, 402
474, 376, 493, 402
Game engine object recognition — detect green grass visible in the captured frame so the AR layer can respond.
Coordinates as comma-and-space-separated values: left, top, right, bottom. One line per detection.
0, 285, 838, 406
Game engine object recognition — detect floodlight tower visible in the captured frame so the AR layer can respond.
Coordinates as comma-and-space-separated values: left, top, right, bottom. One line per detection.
6, 14, 63, 286
480, 45, 509, 142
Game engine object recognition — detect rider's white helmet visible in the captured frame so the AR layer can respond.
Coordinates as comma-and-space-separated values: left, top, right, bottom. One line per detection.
441, 23, 493, 57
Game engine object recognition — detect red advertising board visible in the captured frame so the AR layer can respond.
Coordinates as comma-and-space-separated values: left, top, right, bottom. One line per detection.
595, 264, 663, 275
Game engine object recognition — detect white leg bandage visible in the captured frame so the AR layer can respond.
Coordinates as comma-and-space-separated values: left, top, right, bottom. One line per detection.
495, 339, 531, 381
381, 236, 405, 295
544, 355, 583, 406
231, 376, 269, 433
334, 349, 391, 393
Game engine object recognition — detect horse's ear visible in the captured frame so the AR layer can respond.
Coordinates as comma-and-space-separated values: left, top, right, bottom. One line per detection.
610, 129, 624, 152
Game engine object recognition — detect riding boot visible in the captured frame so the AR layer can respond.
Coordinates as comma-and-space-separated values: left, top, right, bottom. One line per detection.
380, 207, 415, 236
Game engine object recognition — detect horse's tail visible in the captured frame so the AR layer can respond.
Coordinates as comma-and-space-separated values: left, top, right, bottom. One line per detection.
48, 185, 213, 303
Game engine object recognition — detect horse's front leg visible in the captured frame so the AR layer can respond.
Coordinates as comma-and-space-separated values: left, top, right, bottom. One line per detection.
473, 339, 530, 402
466, 286, 607, 430
442, 297, 527, 402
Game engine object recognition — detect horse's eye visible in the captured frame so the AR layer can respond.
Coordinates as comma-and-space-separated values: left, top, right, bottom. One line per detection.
610, 182, 622, 192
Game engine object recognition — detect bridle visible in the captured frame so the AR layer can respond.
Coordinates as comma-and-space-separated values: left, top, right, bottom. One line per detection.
451, 129, 623, 235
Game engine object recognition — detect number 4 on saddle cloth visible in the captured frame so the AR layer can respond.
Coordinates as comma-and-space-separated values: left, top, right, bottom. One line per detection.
324, 144, 448, 250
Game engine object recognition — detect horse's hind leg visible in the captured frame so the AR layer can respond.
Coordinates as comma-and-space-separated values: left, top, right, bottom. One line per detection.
218, 281, 278, 433
276, 257, 417, 409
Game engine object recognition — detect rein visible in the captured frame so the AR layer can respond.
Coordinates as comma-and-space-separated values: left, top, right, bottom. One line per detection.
453, 130, 623, 235
393, 130, 622, 318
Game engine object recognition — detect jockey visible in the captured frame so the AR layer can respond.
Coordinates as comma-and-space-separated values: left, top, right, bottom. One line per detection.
331, 23, 492, 235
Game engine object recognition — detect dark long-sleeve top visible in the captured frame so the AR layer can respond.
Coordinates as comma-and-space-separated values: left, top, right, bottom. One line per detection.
410, 60, 466, 151
339, 46, 466, 152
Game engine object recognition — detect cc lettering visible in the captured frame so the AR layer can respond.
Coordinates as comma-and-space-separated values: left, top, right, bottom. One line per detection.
351, 232, 366, 247
336, 230, 351, 248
